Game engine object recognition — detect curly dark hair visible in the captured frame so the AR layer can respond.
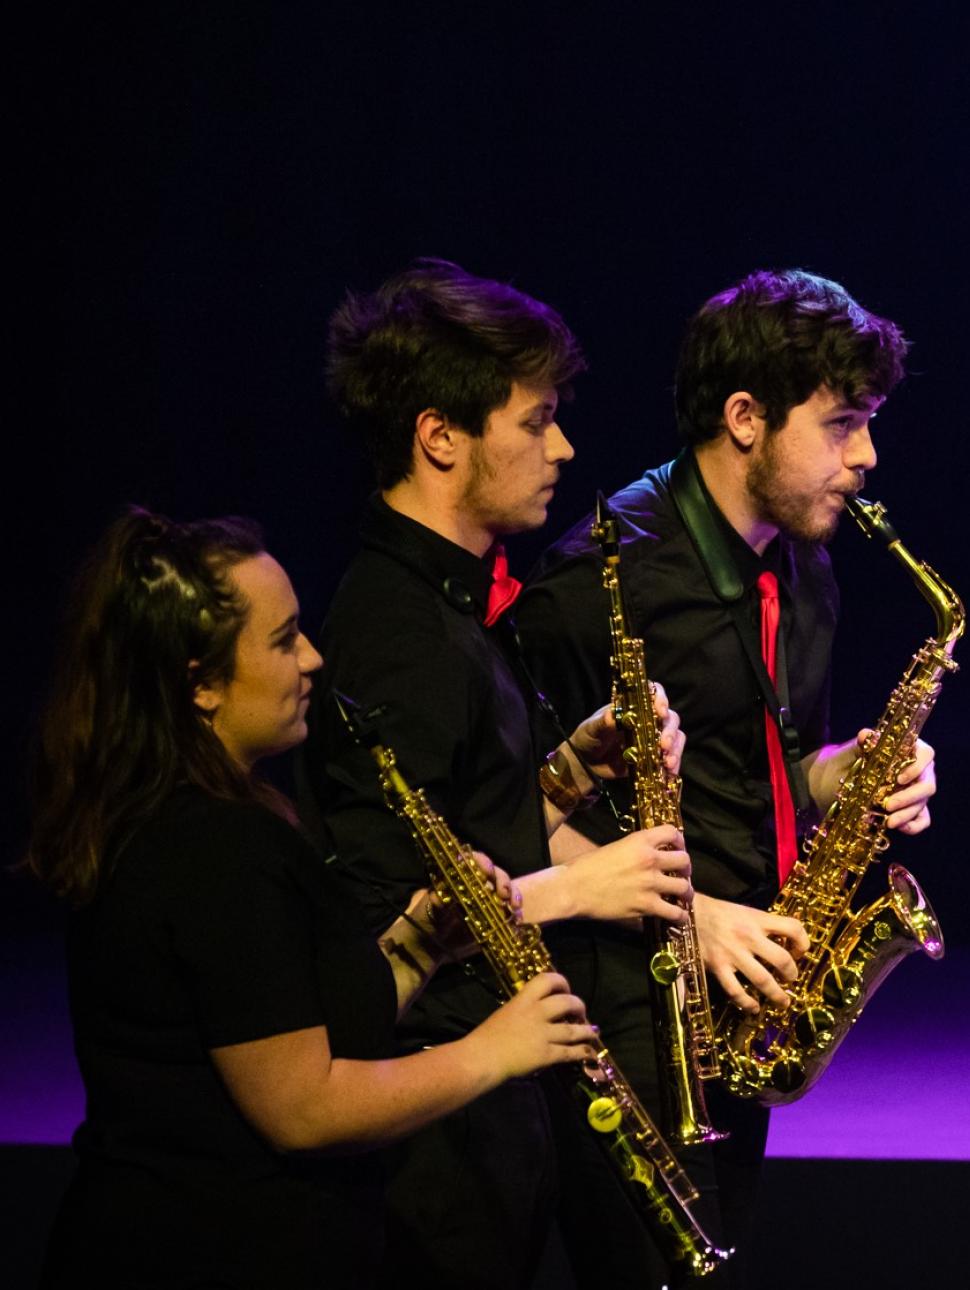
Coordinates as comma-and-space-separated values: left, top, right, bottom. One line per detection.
675, 269, 909, 445
27, 507, 292, 906
326, 258, 587, 488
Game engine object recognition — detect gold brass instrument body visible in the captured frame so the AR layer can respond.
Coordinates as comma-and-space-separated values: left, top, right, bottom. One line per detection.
591, 494, 725, 1147
339, 696, 730, 1280
718, 496, 960, 1106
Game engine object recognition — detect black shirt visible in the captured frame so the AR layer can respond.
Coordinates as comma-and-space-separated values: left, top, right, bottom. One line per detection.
47, 788, 397, 1288
299, 496, 550, 1047
516, 457, 837, 903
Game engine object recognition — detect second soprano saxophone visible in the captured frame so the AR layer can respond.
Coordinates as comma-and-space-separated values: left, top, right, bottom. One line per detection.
337, 693, 730, 1281
591, 493, 725, 1147
718, 496, 960, 1105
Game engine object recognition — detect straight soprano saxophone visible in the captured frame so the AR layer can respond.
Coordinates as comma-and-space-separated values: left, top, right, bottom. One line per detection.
336, 693, 731, 1281
591, 494, 725, 1147
718, 496, 961, 1105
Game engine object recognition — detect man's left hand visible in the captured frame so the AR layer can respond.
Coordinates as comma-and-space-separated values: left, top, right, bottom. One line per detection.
872, 733, 936, 834
805, 733, 936, 834
569, 684, 685, 782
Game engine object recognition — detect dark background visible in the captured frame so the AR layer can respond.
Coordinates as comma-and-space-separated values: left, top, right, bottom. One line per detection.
6, 0, 968, 1083
4, 6, 968, 1283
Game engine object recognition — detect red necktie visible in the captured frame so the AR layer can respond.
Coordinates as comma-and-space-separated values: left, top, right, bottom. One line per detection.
756, 571, 798, 886
483, 545, 522, 627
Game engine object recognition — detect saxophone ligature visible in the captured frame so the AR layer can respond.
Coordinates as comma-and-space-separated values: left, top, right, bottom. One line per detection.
591, 493, 726, 1147
336, 691, 731, 1281
718, 495, 961, 1106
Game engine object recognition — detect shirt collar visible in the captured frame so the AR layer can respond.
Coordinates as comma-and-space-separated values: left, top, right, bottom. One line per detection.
359, 494, 495, 617
692, 461, 789, 593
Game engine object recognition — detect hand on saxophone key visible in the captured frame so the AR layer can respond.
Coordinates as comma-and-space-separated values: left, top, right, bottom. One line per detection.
468, 850, 523, 918
693, 893, 810, 1013
806, 732, 936, 833
418, 853, 523, 958
864, 731, 936, 834
649, 680, 687, 775
564, 826, 692, 922
463, 973, 599, 1080
566, 687, 686, 782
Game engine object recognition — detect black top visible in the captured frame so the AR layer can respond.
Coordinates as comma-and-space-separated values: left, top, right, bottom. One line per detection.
46, 788, 397, 1288
299, 495, 550, 1047
516, 458, 838, 903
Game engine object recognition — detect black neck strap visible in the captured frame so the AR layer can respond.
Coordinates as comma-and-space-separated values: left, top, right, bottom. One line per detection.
667, 451, 810, 816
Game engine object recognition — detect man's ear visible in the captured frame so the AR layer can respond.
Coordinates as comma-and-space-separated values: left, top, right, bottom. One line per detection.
722, 390, 767, 451
414, 407, 460, 470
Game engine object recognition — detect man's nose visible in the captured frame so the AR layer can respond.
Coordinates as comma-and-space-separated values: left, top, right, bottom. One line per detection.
845, 422, 877, 472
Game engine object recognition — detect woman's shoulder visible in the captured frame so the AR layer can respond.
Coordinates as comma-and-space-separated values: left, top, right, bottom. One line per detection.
115, 788, 314, 896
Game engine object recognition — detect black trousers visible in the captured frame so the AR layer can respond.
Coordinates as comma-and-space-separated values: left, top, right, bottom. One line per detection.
380, 1075, 559, 1290
548, 924, 769, 1290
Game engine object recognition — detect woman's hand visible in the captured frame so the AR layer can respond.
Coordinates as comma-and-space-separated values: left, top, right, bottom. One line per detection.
462, 973, 598, 1079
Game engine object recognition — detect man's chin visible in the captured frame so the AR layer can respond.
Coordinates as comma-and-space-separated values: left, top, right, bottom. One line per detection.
773, 500, 842, 545
783, 514, 840, 545
507, 506, 549, 535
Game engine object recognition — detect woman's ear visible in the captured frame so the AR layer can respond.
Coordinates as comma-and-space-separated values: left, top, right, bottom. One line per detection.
190, 662, 221, 717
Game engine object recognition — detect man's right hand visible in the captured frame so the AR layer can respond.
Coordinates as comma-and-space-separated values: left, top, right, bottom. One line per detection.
563, 826, 692, 922
693, 892, 809, 1013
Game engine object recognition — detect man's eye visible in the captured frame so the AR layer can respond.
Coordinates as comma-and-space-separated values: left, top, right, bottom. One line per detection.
277, 630, 299, 650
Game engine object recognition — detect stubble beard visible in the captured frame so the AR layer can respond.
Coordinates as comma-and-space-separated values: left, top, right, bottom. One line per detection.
461, 438, 544, 537
746, 439, 841, 545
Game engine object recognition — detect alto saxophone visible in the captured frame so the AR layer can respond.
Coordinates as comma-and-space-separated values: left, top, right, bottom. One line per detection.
718, 496, 961, 1106
591, 493, 725, 1147
336, 693, 731, 1281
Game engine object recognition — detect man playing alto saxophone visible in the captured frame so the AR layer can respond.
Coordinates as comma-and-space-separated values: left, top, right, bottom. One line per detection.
516, 269, 937, 1288
298, 259, 694, 1290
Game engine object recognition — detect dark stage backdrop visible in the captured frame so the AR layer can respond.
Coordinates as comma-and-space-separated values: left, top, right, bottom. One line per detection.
6, 0, 968, 1148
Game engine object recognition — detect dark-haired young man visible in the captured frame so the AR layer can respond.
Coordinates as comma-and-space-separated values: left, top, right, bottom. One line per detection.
299, 259, 689, 1289
516, 269, 938, 1286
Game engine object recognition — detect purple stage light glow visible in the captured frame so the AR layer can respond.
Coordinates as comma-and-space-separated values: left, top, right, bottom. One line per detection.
3, 938, 969, 1158
765, 946, 970, 1160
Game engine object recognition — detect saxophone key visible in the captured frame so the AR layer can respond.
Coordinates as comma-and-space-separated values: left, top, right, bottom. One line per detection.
821, 964, 864, 1010
587, 1095, 624, 1134
768, 1057, 807, 1096
793, 1006, 836, 1051
650, 949, 680, 986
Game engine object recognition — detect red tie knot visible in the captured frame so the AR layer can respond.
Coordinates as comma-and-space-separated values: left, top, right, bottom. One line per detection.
484, 544, 522, 627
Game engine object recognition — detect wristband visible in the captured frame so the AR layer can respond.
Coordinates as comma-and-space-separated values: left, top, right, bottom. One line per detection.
539, 746, 600, 813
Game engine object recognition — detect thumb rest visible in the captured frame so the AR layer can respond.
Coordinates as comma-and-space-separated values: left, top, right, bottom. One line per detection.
717, 496, 961, 1105
591, 493, 726, 1148
336, 691, 731, 1280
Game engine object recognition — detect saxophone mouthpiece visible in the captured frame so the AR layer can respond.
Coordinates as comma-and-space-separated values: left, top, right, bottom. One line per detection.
845, 495, 899, 546
592, 491, 620, 556
333, 690, 388, 750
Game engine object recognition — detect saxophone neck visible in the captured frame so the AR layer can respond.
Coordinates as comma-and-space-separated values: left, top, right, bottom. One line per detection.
846, 496, 965, 653
880, 533, 963, 655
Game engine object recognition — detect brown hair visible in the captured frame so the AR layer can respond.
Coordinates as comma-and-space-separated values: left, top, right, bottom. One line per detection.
327, 257, 586, 488
27, 507, 292, 906
675, 269, 908, 444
